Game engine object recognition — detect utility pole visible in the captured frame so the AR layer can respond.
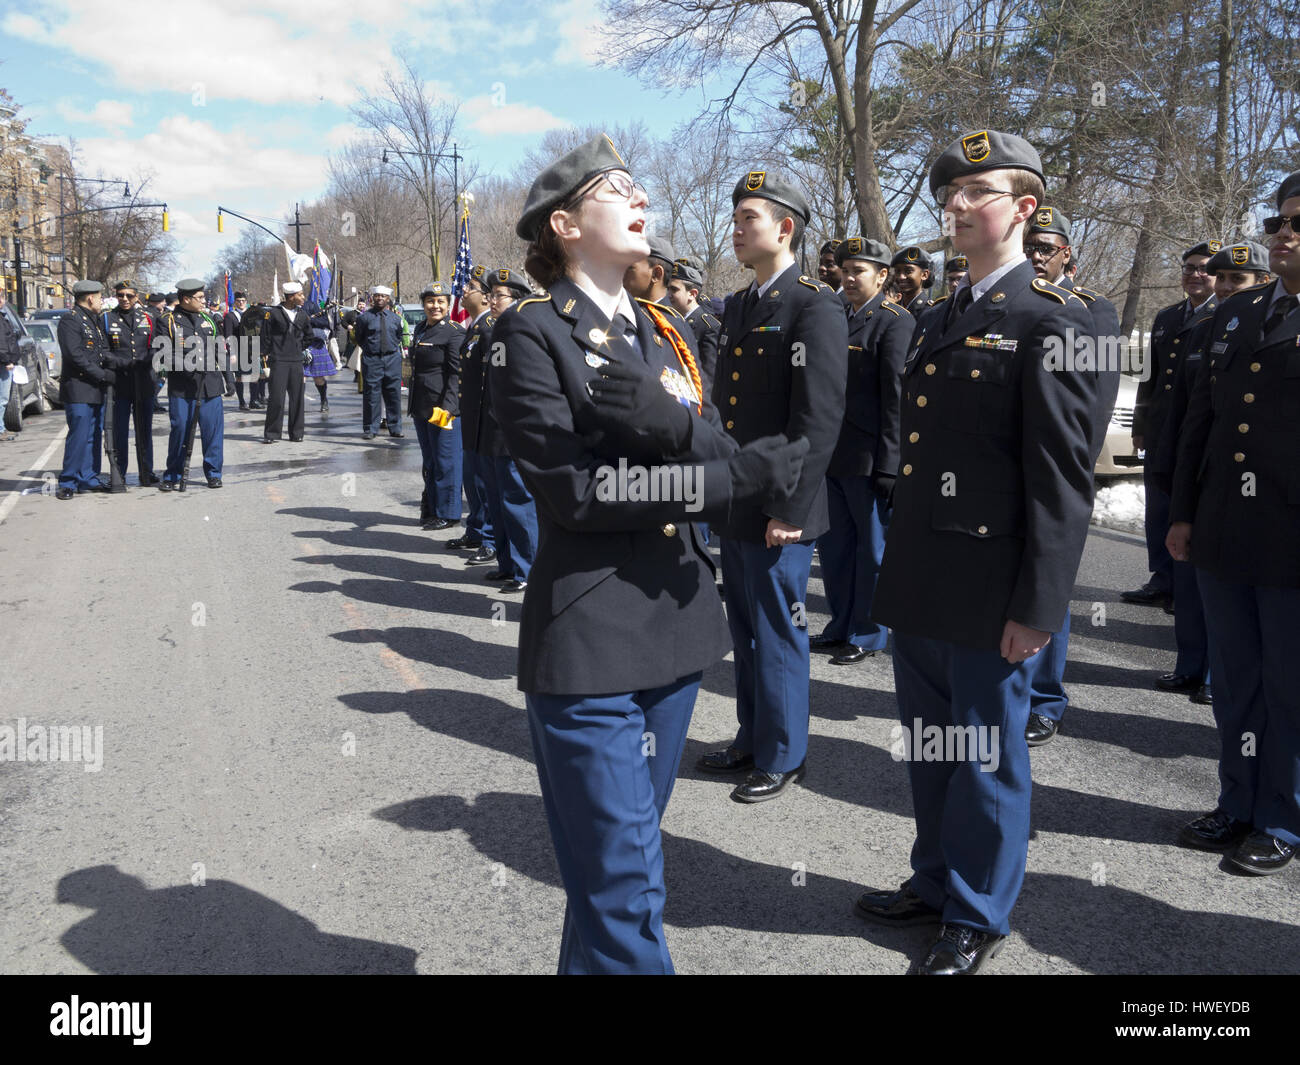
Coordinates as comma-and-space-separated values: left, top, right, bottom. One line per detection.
289, 202, 312, 254
381, 144, 462, 278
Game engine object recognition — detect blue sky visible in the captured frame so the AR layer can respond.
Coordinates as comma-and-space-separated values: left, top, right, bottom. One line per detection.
0, 0, 727, 279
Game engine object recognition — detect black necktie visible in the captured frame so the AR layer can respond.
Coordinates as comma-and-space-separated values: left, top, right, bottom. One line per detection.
948, 285, 972, 328
612, 313, 641, 359
743, 287, 759, 319
1262, 295, 1298, 336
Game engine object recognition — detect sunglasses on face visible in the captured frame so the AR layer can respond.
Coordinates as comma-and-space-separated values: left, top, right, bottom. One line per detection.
1262, 213, 1300, 236
1024, 243, 1066, 259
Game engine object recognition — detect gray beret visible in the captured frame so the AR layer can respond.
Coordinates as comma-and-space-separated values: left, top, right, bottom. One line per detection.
1027, 206, 1071, 242
176, 278, 205, 295
646, 233, 675, 267
890, 245, 931, 270
420, 282, 451, 299
72, 280, 103, 296
945, 255, 969, 272
516, 133, 629, 241
670, 258, 703, 288
929, 130, 1045, 200
1207, 241, 1270, 275
819, 239, 843, 257
488, 267, 531, 297
1182, 240, 1222, 261
834, 237, 890, 268
1277, 171, 1300, 209
731, 170, 810, 224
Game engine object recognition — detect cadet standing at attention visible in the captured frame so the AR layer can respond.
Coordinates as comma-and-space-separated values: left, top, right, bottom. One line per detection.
491, 133, 807, 973
811, 237, 911, 666
695, 170, 847, 804
353, 285, 406, 439
1167, 171, 1300, 875
1021, 207, 1121, 746
889, 246, 934, 316
862, 132, 1102, 974
448, 267, 496, 556
102, 280, 160, 487
55, 280, 122, 499
408, 282, 463, 531
666, 257, 721, 399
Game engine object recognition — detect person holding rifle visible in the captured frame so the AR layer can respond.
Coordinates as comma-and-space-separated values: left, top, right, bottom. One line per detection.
157, 278, 225, 490
56, 281, 127, 499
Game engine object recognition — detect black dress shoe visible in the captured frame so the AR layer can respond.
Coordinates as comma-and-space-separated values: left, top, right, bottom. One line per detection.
809, 632, 849, 652
55, 486, 75, 500
289, 435, 303, 442
319, 401, 329, 411
86, 482, 111, 493
483, 569, 511, 581
388, 431, 405, 438
1025, 712, 1059, 747
910, 924, 1006, 975
500, 580, 527, 593
446, 536, 482, 550
262, 437, 278, 444
158, 481, 176, 492
1190, 684, 1213, 705
423, 518, 456, 531
1229, 831, 1296, 875
238, 402, 248, 411
830, 645, 873, 665
1155, 672, 1200, 694
696, 748, 755, 774
1120, 583, 1172, 608
854, 881, 942, 927
206, 478, 222, 488
1178, 809, 1252, 852
139, 473, 160, 487
730, 763, 805, 803
465, 546, 497, 566
362, 432, 376, 440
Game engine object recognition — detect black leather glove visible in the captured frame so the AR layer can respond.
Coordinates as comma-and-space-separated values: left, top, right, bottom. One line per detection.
587, 356, 692, 457
872, 472, 896, 505
727, 435, 809, 504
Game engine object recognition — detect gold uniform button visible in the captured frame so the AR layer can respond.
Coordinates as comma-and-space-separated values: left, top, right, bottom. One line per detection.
729, 396, 737, 406
725, 420, 734, 429
1234, 452, 1245, 462
1243, 393, 1255, 403
1251, 362, 1261, 372
662, 523, 677, 537
1164, 384, 1171, 390
1173, 338, 1180, 344
733, 346, 742, 356
1238, 423, 1249, 433
902, 464, 913, 475
917, 396, 928, 407
1170, 352, 1177, 359
731, 371, 740, 381
970, 369, 981, 379
977, 525, 989, 535
1166, 368, 1174, 375
924, 363, 936, 375
756, 348, 764, 355
908, 432, 919, 443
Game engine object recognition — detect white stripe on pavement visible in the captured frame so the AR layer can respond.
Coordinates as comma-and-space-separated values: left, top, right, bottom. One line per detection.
0, 423, 68, 525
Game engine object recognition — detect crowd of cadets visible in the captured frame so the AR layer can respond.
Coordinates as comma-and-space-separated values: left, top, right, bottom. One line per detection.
47, 145, 1300, 974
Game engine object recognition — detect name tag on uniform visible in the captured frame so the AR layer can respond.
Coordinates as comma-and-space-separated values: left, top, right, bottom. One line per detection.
964, 334, 1017, 352
1210, 341, 1229, 354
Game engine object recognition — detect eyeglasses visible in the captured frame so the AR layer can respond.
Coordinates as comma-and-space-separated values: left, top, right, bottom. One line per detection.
935, 183, 1014, 208
1180, 263, 1210, 276
488, 291, 513, 302
569, 170, 648, 209
118, 292, 137, 299
1024, 243, 1067, 260
1262, 213, 1300, 235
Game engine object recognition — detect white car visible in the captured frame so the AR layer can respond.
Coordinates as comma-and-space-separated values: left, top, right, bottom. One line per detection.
1095, 373, 1142, 476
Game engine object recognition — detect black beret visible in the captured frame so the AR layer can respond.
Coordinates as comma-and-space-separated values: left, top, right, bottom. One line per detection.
1277, 171, 1300, 209
929, 130, 1044, 200
670, 258, 703, 288
420, 282, 451, 299
1183, 240, 1222, 261
819, 239, 842, 256
516, 133, 628, 241
646, 233, 675, 267
113, 279, 137, 292
945, 255, 969, 272
834, 237, 890, 268
890, 245, 931, 270
165, 292, 178, 301
1207, 241, 1269, 275
1027, 206, 1071, 242
146, 293, 166, 302
731, 170, 810, 223
489, 267, 531, 297
72, 280, 103, 296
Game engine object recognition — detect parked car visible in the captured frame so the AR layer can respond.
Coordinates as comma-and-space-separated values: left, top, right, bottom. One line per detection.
2, 304, 59, 431
27, 308, 71, 322
21, 318, 61, 380
1095, 373, 1142, 476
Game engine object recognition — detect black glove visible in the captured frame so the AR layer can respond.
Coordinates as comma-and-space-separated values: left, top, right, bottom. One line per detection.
587, 356, 692, 457
727, 435, 809, 504
872, 472, 896, 505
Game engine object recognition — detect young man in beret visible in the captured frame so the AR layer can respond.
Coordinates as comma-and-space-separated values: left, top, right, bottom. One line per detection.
1167, 174, 1300, 873
622, 233, 675, 309
861, 131, 1113, 974
695, 170, 847, 804
943, 255, 968, 295
817, 239, 845, 302
666, 257, 721, 398
1021, 207, 1122, 746
1123, 239, 1221, 609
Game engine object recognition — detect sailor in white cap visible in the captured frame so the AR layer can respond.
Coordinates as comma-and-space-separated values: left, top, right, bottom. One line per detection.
260, 281, 311, 443
353, 285, 405, 438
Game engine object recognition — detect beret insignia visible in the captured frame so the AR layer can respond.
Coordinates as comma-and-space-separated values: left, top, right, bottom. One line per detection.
745, 170, 765, 191
1036, 207, 1053, 226
1231, 245, 1249, 265
962, 131, 991, 163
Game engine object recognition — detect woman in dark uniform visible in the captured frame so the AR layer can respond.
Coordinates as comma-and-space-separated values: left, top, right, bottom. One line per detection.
490, 133, 808, 974
408, 282, 462, 530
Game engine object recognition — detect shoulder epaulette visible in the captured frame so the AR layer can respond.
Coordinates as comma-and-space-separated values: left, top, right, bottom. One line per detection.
1240, 280, 1272, 294
1071, 285, 1099, 303
732, 286, 749, 299
928, 293, 949, 305
637, 297, 681, 319
1031, 278, 1083, 304
880, 302, 902, 316
798, 275, 829, 292
701, 312, 720, 328
514, 295, 551, 312
263, 310, 271, 319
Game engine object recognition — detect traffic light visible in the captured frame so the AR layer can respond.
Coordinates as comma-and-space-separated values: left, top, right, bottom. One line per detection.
162, 207, 170, 232
217, 210, 223, 233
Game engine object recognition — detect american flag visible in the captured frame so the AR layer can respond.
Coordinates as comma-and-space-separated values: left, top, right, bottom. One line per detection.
450, 208, 473, 324
224, 271, 233, 312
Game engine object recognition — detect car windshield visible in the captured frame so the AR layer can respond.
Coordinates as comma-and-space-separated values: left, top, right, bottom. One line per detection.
27, 323, 52, 340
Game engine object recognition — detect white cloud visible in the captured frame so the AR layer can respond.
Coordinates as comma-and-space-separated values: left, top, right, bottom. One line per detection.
462, 97, 570, 137
552, 0, 609, 66
55, 98, 134, 132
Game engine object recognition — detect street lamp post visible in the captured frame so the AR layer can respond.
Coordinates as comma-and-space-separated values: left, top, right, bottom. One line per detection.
381, 144, 462, 278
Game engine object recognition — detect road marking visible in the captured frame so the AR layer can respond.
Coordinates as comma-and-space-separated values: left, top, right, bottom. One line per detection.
0, 424, 69, 526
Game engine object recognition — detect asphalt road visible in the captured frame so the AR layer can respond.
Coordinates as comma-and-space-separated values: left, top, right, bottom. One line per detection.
1, 388, 1296, 975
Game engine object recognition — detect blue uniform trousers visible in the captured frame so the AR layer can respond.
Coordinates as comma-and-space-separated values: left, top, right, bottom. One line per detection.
414, 419, 463, 521
526, 673, 701, 974
817, 475, 890, 651
719, 538, 814, 774
164, 396, 223, 483
58, 402, 104, 491
1029, 611, 1070, 723
892, 632, 1034, 935
482, 456, 538, 581
1172, 559, 1211, 684
1197, 571, 1300, 846
1142, 463, 1174, 595
361, 353, 402, 435
461, 448, 493, 545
